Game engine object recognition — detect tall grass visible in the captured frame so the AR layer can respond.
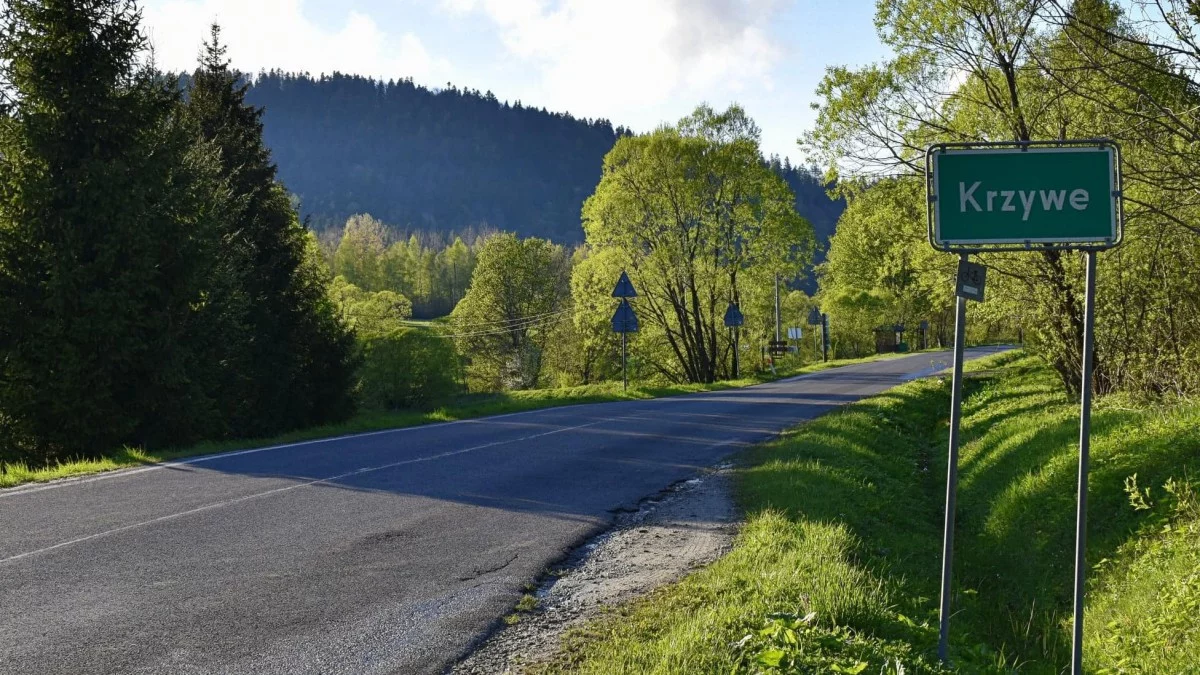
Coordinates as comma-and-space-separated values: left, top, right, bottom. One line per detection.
540, 351, 1200, 673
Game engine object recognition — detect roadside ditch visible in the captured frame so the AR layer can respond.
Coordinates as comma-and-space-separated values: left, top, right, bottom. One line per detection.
449, 464, 740, 674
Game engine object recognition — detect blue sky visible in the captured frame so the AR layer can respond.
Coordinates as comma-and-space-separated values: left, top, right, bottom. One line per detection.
141, 0, 891, 162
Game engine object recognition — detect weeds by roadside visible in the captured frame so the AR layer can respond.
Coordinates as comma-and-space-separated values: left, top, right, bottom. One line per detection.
533, 350, 1200, 673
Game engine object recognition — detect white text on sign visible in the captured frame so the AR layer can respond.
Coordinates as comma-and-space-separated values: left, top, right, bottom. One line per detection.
959, 182, 1089, 221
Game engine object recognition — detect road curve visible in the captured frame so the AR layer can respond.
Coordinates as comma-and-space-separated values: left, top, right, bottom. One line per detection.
0, 347, 1007, 674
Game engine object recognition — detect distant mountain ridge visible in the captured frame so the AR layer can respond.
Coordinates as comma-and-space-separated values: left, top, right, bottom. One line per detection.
242, 72, 843, 286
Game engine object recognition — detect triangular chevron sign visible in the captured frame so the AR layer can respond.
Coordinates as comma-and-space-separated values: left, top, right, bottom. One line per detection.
610, 299, 639, 333
611, 271, 637, 298
723, 303, 744, 327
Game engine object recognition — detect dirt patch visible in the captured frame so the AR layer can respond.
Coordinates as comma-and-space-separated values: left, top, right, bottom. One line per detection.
450, 466, 740, 674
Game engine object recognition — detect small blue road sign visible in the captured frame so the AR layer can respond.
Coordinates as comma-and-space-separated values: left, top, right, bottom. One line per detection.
723, 303, 744, 327
612, 271, 638, 298
807, 308, 822, 325
611, 299, 639, 333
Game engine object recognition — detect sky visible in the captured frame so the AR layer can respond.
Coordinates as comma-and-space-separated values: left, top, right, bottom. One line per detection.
140, 0, 892, 163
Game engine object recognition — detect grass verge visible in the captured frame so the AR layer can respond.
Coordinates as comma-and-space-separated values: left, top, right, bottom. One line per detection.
535, 350, 1200, 674
0, 350, 922, 489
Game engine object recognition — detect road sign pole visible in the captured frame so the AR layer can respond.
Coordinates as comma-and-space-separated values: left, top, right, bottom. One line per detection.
611, 273, 638, 390
821, 314, 829, 362
732, 327, 740, 379
1071, 250, 1097, 675
938, 255, 969, 663
774, 274, 781, 344
622, 331, 628, 392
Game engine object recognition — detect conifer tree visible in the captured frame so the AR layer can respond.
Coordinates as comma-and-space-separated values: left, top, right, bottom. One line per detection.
0, 0, 225, 458
185, 24, 355, 434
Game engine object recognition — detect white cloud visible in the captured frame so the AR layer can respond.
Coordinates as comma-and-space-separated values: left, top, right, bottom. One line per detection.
441, 0, 783, 121
142, 0, 453, 81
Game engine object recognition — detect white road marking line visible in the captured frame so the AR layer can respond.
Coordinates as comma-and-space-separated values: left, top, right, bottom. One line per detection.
0, 414, 638, 565
0, 406, 635, 499
0, 349, 992, 499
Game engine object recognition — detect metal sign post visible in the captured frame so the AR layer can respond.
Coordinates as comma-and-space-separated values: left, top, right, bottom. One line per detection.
821, 314, 830, 362
611, 272, 639, 391
937, 254, 985, 661
926, 139, 1122, 672
807, 308, 824, 362
1071, 251, 1097, 674
724, 303, 745, 378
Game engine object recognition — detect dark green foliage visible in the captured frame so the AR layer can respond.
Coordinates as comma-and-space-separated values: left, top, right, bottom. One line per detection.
0, 9, 357, 467
356, 329, 461, 410
241, 71, 625, 242
767, 155, 845, 294
183, 25, 356, 436
0, 0, 226, 459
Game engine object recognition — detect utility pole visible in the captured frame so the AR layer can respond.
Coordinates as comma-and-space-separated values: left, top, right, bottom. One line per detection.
773, 274, 782, 345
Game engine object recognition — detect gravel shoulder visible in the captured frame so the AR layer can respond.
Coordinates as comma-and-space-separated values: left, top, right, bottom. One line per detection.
450, 465, 740, 674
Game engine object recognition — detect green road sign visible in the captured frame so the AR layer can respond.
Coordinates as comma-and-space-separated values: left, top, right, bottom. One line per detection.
928, 142, 1121, 251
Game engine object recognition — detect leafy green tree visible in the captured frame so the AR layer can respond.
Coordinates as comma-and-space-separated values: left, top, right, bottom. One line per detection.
438, 236, 473, 309
807, 0, 1200, 395
0, 0, 229, 458
569, 245, 626, 384
328, 217, 485, 318
817, 179, 955, 356
1041, 0, 1200, 237
583, 105, 813, 383
330, 276, 413, 339
333, 214, 389, 291
807, 0, 1109, 392
357, 329, 461, 410
450, 233, 570, 391
186, 24, 356, 435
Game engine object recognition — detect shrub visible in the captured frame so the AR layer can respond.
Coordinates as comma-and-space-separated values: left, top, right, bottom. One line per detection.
357, 329, 461, 409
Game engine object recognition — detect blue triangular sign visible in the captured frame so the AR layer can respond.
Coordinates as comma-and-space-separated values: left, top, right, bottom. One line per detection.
611, 299, 638, 333
612, 271, 637, 298
723, 303, 744, 327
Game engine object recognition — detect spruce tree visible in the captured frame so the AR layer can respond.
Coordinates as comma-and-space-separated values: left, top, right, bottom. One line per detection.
186, 25, 355, 435
0, 1, 226, 459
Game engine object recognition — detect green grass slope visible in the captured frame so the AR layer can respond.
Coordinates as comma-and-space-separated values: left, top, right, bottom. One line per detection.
539, 351, 1200, 674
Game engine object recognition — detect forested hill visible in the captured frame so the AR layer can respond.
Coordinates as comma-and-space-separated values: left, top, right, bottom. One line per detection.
243, 71, 623, 242
242, 71, 843, 263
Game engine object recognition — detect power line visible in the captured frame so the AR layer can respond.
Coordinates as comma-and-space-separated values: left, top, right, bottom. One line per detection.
437, 308, 570, 329
339, 306, 570, 339
430, 312, 568, 339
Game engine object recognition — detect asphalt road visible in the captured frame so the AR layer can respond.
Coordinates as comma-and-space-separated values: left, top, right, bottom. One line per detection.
0, 347, 1007, 675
